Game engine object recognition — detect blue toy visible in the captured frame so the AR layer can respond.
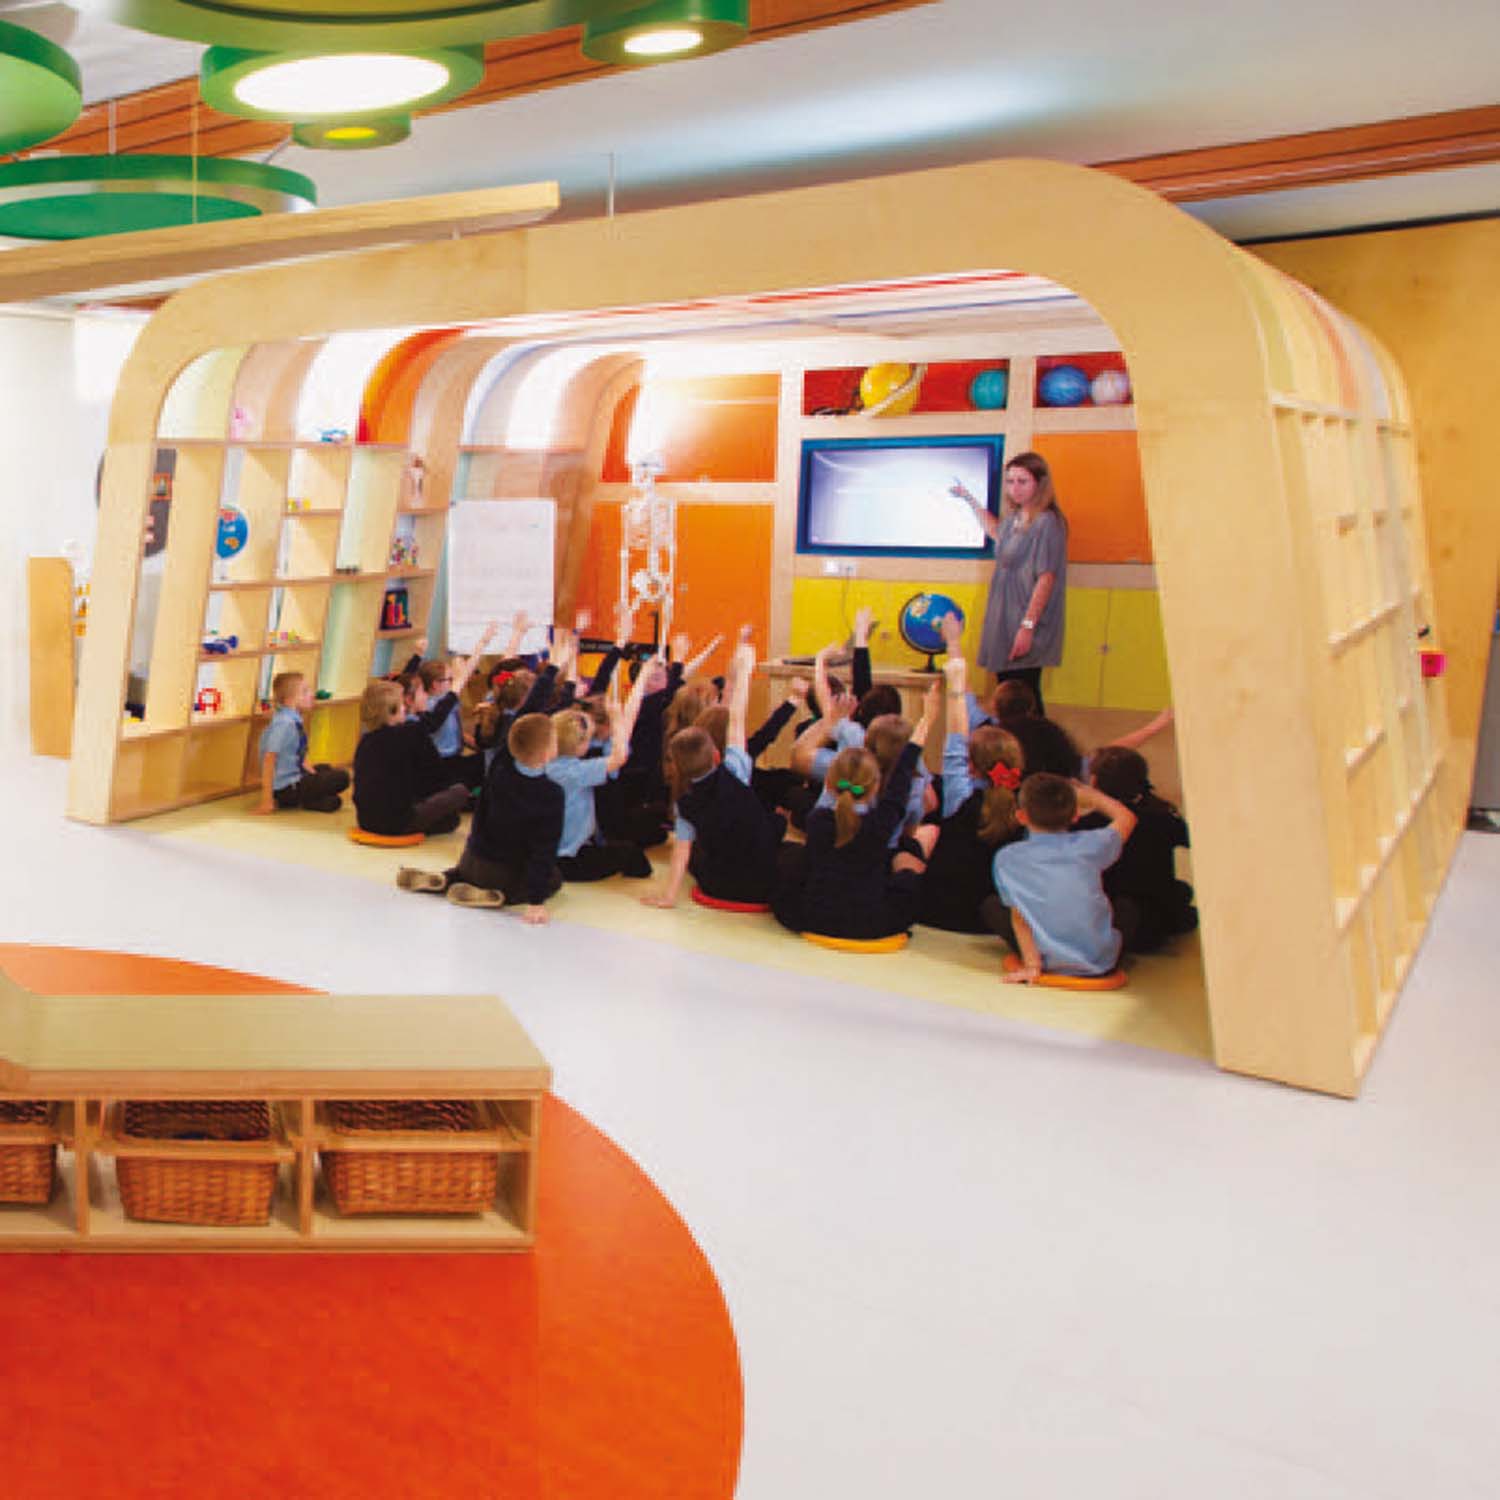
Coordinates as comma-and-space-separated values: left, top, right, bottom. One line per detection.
1038, 364, 1091, 407
968, 368, 1009, 410
215, 506, 248, 560
899, 592, 965, 671
201, 634, 239, 655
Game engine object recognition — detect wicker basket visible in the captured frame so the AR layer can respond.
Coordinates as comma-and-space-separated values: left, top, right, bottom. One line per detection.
115, 1100, 279, 1227
321, 1099, 498, 1216
0, 1101, 57, 1205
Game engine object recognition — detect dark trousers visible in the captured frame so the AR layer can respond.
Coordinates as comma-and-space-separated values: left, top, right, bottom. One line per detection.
441, 751, 486, 792
441, 847, 562, 906
412, 782, 470, 836
558, 841, 652, 882
594, 772, 670, 847
993, 666, 1045, 715
274, 764, 350, 812
979, 892, 1140, 967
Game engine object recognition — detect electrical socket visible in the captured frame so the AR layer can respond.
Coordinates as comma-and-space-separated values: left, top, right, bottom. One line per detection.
822, 559, 857, 578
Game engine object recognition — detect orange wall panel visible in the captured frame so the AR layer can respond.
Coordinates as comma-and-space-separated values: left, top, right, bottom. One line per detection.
602, 374, 779, 483
360, 328, 465, 445
1029, 430, 1152, 564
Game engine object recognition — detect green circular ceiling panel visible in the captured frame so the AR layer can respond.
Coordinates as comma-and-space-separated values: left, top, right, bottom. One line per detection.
74, 0, 647, 49
293, 114, 413, 151
0, 18, 84, 154
0, 155, 317, 241
580, 0, 747, 65
201, 44, 485, 121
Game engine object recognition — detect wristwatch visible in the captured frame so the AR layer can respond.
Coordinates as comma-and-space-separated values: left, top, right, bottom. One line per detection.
1021, 617, 1036, 630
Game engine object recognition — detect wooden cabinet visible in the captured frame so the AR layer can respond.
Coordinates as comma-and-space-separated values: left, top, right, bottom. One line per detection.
1046, 585, 1170, 711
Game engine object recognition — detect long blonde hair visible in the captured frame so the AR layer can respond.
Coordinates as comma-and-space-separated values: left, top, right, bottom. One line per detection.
827, 747, 879, 849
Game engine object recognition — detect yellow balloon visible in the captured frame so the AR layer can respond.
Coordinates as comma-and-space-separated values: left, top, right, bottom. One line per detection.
859, 361, 921, 417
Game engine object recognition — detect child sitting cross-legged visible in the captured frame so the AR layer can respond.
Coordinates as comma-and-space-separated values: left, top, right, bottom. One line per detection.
642, 641, 790, 910
397, 711, 563, 924
545, 658, 654, 882
353, 679, 471, 838
986, 773, 1138, 984
772, 681, 940, 941
254, 670, 350, 815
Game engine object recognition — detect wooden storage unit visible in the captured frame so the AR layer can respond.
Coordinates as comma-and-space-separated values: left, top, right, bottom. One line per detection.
110, 337, 451, 818
0, 976, 549, 1252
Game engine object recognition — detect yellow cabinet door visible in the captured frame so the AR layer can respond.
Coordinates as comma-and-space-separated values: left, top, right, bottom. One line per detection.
1044, 586, 1110, 707
1100, 588, 1171, 710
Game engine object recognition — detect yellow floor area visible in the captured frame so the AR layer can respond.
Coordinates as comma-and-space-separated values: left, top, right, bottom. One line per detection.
131, 791, 1213, 1062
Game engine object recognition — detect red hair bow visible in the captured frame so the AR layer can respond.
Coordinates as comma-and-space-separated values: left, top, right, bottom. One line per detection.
987, 762, 1020, 791
492, 669, 514, 688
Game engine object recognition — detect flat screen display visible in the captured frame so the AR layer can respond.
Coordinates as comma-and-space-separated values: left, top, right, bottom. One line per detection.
796, 436, 1002, 558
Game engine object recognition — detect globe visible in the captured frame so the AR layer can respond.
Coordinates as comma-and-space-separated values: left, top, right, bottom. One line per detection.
900, 592, 965, 667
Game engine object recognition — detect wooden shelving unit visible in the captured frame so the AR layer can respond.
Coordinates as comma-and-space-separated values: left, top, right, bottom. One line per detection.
110, 340, 453, 821
0, 980, 548, 1253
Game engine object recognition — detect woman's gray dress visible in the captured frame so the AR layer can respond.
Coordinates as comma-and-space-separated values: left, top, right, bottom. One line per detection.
976, 508, 1068, 673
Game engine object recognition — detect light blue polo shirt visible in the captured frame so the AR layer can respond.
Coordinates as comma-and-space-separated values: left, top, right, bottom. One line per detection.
545, 754, 615, 857
258, 706, 306, 791
992, 826, 1124, 976
431, 698, 462, 757
942, 730, 975, 818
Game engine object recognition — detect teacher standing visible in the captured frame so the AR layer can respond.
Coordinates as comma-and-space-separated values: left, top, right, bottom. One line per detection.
951, 451, 1068, 714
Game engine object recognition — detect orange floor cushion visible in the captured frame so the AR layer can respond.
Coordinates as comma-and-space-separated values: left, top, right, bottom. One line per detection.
349, 828, 426, 848
691, 887, 771, 914
802, 931, 910, 954
1002, 954, 1128, 990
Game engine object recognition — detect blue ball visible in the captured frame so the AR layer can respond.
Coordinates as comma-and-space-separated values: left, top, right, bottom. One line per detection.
1038, 364, 1091, 407
899, 593, 965, 657
969, 368, 1009, 410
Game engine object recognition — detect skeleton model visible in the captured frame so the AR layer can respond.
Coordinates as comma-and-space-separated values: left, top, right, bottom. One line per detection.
619, 457, 677, 643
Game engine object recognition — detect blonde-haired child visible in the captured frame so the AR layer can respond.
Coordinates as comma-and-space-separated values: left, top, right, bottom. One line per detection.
254, 670, 349, 814
397, 711, 562, 925
352, 679, 470, 837
771, 682, 940, 939
916, 654, 1025, 932
545, 661, 654, 882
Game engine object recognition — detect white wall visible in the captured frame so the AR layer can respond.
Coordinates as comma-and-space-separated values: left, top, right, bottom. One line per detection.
0, 309, 144, 750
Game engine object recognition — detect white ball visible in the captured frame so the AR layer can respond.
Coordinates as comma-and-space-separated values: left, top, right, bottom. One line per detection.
1091, 369, 1132, 405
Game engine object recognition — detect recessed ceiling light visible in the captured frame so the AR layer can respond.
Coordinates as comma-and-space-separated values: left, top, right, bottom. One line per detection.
622, 27, 703, 57
201, 45, 484, 122
582, 0, 747, 67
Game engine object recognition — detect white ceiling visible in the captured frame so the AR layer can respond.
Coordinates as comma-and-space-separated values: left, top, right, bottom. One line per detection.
8, 0, 1500, 242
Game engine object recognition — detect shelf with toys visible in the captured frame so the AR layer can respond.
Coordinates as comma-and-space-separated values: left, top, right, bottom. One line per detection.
107, 336, 445, 821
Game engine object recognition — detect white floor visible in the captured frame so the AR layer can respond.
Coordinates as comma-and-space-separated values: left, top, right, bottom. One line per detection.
4, 751, 1498, 1499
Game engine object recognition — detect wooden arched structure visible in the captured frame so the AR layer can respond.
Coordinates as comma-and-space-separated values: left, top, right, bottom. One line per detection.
69, 158, 1453, 1096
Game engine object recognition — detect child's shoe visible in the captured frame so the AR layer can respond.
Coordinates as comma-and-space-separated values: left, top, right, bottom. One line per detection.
396, 867, 446, 893
446, 882, 505, 909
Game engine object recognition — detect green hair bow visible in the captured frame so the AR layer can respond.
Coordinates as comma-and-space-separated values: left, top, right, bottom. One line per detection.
835, 779, 866, 796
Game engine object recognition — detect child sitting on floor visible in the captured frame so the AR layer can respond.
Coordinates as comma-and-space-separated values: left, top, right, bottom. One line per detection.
1084, 745, 1197, 952
988, 773, 1137, 983
352, 680, 471, 838
254, 670, 350, 815
643, 642, 789, 909
546, 661, 654, 882
397, 712, 563, 925
408, 622, 496, 790
916, 654, 1026, 933
772, 682, 940, 940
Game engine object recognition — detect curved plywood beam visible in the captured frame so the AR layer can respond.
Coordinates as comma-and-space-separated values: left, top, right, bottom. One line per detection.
70, 157, 1450, 1097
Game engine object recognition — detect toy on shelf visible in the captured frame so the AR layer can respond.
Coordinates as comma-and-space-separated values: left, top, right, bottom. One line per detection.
315, 689, 333, 700
194, 688, 223, 716
388, 535, 420, 568
201, 633, 239, 655
319, 428, 349, 444
406, 455, 426, 508
335, 564, 362, 575
381, 587, 411, 631
286, 496, 309, 512
267, 630, 306, 647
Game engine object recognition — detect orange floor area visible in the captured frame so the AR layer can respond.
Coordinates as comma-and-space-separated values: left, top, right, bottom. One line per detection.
1, 947, 743, 1500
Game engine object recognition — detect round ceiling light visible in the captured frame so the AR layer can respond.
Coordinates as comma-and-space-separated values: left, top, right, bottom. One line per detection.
0, 17, 83, 154
0, 154, 316, 240
581, 0, 747, 66
201, 45, 485, 121
293, 114, 413, 151
72, 1, 649, 50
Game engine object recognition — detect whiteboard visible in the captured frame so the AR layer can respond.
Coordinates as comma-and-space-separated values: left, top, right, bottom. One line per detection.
446, 499, 554, 654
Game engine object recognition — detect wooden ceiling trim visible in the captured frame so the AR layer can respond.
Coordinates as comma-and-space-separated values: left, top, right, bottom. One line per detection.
1101, 104, 1500, 201
44, 0, 936, 157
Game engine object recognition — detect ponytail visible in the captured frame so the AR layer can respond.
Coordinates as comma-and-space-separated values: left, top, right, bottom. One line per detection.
970, 727, 1024, 845
827, 748, 879, 849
